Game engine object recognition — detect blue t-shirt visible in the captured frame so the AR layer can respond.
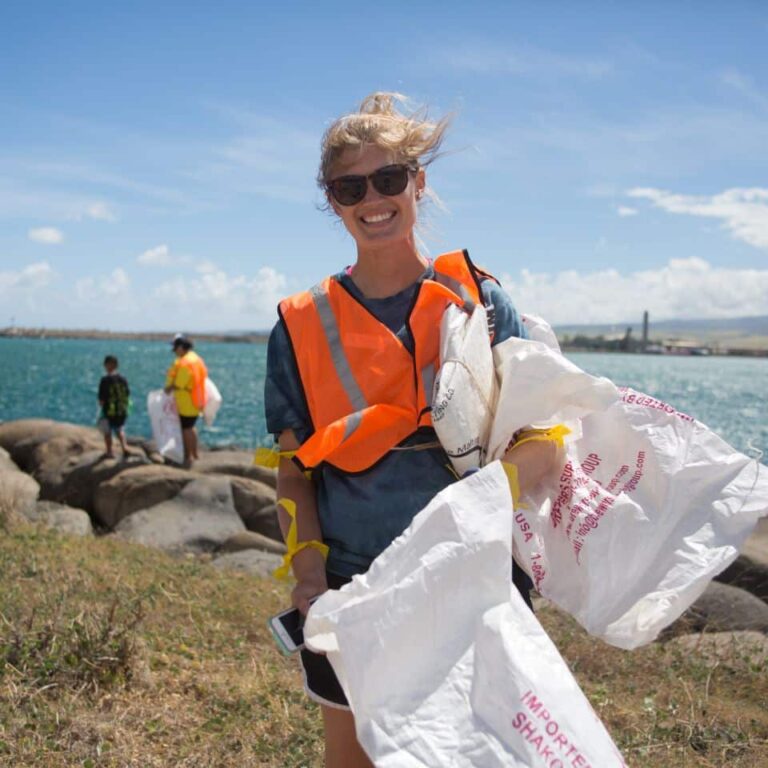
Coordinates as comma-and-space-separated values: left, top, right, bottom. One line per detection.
265, 264, 526, 577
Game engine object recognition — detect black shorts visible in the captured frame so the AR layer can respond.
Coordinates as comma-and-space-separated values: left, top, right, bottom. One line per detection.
179, 414, 198, 429
98, 415, 126, 435
300, 572, 352, 709
299, 562, 534, 710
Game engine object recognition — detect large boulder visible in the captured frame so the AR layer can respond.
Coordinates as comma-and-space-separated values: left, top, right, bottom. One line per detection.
229, 476, 279, 538
34, 445, 149, 513
0, 447, 40, 520
211, 549, 283, 577
0, 420, 102, 472
114, 476, 246, 554
0, 446, 20, 473
663, 581, 768, 637
742, 517, 768, 567
26, 500, 94, 537
193, 450, 277, 488
217, 530, 287, 556
714, 553, 768, 603
94, 465, 196, 529
238, 501, 282, 542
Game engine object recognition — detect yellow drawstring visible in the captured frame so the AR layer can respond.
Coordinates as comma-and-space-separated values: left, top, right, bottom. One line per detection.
507, 424, 571, 452
272, 497, 329, 581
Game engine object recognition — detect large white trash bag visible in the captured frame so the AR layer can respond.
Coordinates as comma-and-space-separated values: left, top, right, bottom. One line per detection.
431, 304, 497, 476
305, 464, 626, 767
486, 316, 768, 649
203, 377, 223, 426
147, 390, 184, 464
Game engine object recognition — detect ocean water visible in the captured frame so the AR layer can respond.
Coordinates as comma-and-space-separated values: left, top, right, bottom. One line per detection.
0, 338, 766, 456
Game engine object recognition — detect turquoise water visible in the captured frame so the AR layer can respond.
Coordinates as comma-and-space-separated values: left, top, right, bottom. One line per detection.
0, 338, 766, 455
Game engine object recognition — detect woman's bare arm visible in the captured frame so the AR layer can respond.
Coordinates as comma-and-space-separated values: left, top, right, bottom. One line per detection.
277, 430, 328, 614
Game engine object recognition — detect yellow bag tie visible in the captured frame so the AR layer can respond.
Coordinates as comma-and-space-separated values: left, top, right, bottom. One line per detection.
508, 424, 571, 452
254, 446, 296, 468
272, 497, 329, 581
500, 461, 521, 507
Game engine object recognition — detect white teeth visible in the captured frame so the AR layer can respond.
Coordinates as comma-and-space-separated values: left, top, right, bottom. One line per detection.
362, 211, 395, 224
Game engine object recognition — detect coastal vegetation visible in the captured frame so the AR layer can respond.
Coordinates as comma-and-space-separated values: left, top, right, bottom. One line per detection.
1, 517, 766, 766
1, 420, 767, 766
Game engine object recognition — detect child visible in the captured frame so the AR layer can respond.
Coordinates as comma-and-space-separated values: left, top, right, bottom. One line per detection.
98, 354, 130, 458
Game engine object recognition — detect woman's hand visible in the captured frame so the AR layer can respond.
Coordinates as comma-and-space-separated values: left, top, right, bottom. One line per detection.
502, 438, 559, 498
291, 548, 328, 615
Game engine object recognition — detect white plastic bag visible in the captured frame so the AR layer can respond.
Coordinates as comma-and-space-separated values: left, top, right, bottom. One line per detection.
431, 304, 497, 476
203, 378, 222, 426
305, 464, 626, 767
147, 390, 184, 464
487, 320, 768, 648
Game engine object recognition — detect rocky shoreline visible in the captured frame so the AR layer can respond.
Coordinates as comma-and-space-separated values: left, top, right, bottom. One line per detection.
0, 419, 285, 576
1, 417, 767, 650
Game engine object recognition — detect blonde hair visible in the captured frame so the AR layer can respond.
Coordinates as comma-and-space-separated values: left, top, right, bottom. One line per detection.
318, 92, 451, 192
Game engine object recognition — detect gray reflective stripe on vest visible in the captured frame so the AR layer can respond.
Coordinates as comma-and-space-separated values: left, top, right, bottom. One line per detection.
342, 409, 364, 442
310, 283, 368, 411
433, 271, 475, 312
421, 362, 437, 406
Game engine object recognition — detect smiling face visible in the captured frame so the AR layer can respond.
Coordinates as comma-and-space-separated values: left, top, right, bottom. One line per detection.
329, 144, 425, 253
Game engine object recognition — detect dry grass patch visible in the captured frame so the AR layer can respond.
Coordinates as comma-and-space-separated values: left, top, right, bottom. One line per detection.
1, 526, 766, 766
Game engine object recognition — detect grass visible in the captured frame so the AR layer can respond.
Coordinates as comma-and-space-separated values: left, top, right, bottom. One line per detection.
1, 522, 766, 767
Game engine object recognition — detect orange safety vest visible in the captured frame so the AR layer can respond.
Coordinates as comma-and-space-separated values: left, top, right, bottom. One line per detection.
172, 351, 208, 411
279, 250, 497, 473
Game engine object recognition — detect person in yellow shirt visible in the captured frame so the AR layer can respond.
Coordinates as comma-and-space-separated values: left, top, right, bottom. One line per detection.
164, 334, 207, 467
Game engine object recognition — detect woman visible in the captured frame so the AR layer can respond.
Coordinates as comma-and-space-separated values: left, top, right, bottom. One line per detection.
265, 93, 557, 767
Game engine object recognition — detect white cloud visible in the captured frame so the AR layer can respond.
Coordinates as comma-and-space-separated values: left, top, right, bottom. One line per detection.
501, 257, 768, 324
719, 68, 768, 110
153, 265, 288, 319
137, 244, 172, 266
28, 226, 64, 244
431, 42, 612, 79
617, 206, 638, 217
85, 201, 117, 222
627, 187, 768, 249
0, 261, 55, 293
75, 268, 132, 305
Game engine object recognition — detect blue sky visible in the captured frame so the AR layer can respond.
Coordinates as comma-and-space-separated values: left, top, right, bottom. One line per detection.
2, 0, 767, 331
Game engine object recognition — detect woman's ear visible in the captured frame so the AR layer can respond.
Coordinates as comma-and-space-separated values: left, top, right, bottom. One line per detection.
415, 167, 426, 200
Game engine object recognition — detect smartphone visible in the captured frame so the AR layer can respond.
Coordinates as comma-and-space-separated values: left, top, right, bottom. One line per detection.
268, 598, 319, 655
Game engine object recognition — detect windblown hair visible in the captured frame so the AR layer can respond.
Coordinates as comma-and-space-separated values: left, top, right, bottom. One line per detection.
318, 92, 451, 193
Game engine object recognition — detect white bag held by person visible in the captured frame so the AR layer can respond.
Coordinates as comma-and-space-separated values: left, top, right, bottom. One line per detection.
147, 389, 184, 464
431, 303, 497, 476
203, 378, 222, 426
487, 318, 768, 649
305, 464, 626, 767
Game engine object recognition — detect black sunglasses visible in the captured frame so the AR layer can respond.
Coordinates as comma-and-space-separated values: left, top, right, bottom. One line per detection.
326, 163, 418, 206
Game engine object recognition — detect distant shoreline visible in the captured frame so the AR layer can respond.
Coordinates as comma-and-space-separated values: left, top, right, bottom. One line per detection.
2, 326, 766, 357
0, 327, 270, 344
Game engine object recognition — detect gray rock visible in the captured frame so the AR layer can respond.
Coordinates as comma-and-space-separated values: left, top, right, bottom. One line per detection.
114, 476, 246, 554
193, 450, 277, 488
94, 464, 196, 529
211, 549, 283, 577
0, 446, 19, 473
663, 581, 768, 637
34, 445, 149, 513
238, 501, 282, 541
714, 553, 768, 603
0, 420, 102, 472
664, 631, 768, 667
218, 530, 287, 555
741, 517, 768, 568
26, 500, 94, 537
0, 465, 40, 519
229, 475, 279, 539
